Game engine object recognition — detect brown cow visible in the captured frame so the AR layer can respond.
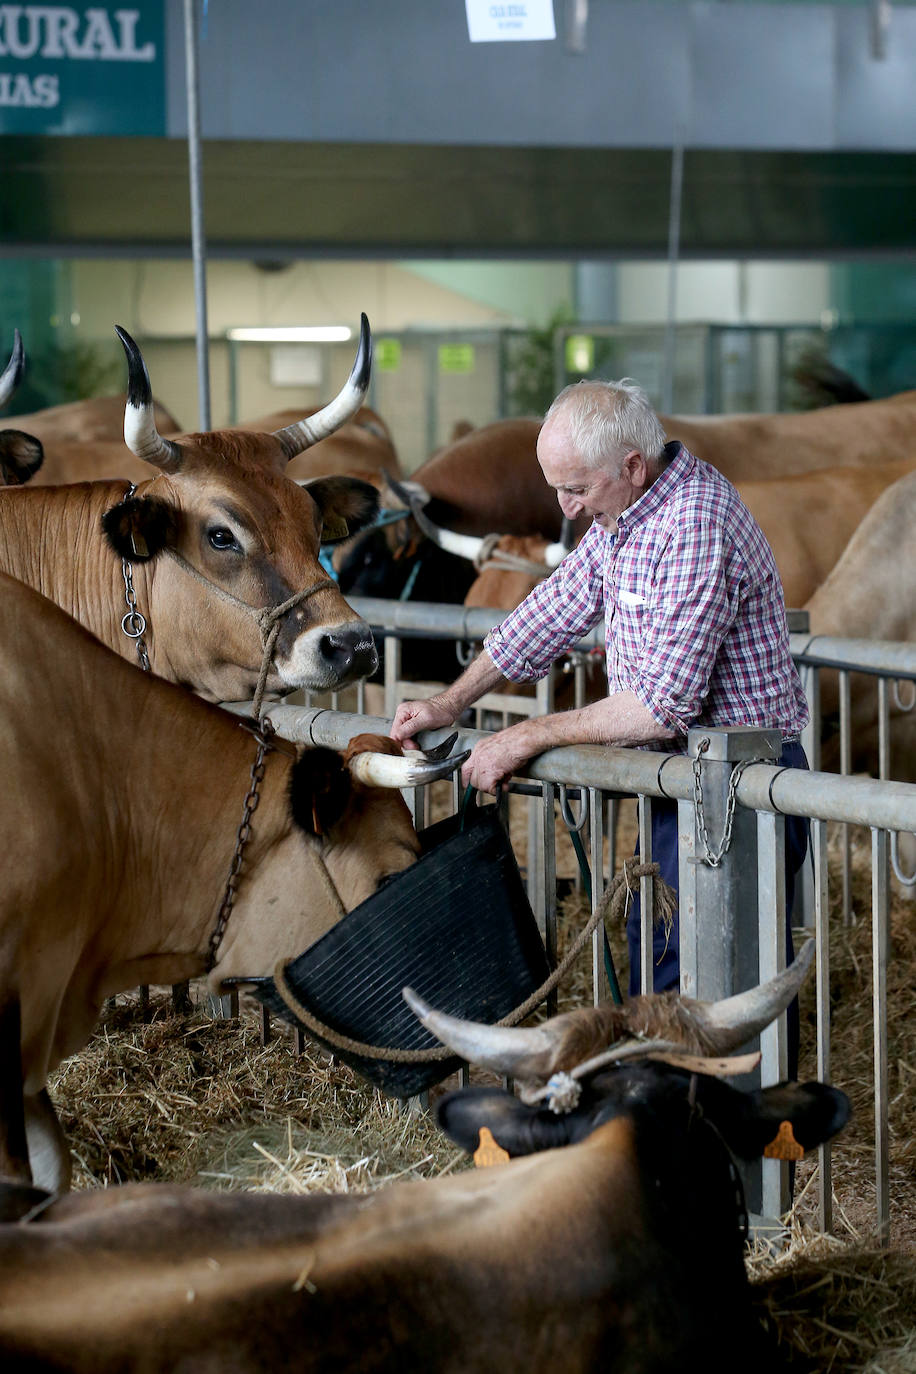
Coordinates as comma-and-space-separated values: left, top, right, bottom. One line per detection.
0, 320, 383, 703
7, 391, 181, 448
455, 457, 916, 613
0, 946, 849, 1374
234, 405, 401, 488
21, 405, 400, 490
804, 467, 916, 781
0, 571, 465, 1192
338, 398, 916, 607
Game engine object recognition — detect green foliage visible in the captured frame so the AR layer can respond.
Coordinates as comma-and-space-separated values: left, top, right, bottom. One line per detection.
5, 338, 121, 414
505, 305, 576, 418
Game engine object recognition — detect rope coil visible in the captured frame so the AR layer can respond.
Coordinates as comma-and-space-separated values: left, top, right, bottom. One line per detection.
269, 858, 677, 1063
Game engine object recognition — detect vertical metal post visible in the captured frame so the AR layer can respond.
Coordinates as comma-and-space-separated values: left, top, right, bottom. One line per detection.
661, 132, 685, 414
637, 795, 654, 994
812, 818, 834, 1234
679, 727, 781, 1220
872, 826, 890, 1245
758, 809, 790, 1220
183, 0, 211, 430
589, 787, 606, 1005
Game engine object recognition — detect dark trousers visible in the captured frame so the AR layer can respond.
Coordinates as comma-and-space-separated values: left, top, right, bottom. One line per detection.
626, 740, 810, 1073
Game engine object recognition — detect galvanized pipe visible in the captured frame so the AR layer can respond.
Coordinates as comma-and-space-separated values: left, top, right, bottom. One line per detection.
231, 704, 916, 833
183, 0, 211, 430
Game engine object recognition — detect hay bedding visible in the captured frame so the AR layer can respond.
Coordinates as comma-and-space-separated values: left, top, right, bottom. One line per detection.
46, 816, 916, 1370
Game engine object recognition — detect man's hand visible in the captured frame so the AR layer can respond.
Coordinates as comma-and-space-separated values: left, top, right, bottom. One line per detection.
390, 695, 456, 750
461, 724, 536, 795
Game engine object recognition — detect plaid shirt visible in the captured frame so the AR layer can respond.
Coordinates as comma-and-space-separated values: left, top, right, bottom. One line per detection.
484, 443, 808, 744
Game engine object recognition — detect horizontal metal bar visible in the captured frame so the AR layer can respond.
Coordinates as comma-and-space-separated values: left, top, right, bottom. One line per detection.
224, 705, 916, 833
790, 633, 916, 680
349, 599, 916, 680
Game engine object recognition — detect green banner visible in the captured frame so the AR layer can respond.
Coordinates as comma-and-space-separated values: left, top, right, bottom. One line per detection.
438, 343, 476, 375
565, 334, 595, 374
375, 338, 402, 372
0, 4, 166, 135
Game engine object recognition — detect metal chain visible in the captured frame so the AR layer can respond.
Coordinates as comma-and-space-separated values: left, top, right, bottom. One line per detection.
207, 718, 276, 971
120, 556, 151, 672
117, 485, 151, 673
692, 736, 762, 868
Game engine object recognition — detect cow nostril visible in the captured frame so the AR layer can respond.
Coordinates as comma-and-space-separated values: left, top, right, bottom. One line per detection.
321, 628, 379, 678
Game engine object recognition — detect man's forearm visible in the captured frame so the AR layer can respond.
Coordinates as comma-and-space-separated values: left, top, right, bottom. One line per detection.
511, 690, 676, 755
438, 649, 507, 717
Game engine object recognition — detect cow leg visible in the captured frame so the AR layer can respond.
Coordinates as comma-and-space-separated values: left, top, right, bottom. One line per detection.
24, 1089, 71, 1194
171, 981, 193, 1016
0, 995, 32, 1183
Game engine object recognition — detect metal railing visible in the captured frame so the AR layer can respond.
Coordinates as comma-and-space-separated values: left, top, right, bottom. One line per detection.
265, 596, 916, 1242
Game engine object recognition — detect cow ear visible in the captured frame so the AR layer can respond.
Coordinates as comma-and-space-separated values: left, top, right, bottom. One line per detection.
0, 429, 43, 485
728, 1081, 851, 1161
101, 495, 177, 562
436, 1086, 573, 1158
302, 476, 380, 545
289, 747, 353, 838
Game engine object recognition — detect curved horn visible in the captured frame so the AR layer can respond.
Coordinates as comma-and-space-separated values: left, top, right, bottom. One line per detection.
403, 986, 565, 1078
678, 939, 816, 1055
272, 313, 371, 461
385, 471, 488, 562
116, 326, 184, 473
0, 329, 24, 409
404, 940, 817, 1081
348, 747, 470, 789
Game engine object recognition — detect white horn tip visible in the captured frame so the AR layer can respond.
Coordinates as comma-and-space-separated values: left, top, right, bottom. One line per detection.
402, 986, 432, 1023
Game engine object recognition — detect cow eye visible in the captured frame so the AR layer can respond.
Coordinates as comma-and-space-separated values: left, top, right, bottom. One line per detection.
208, 526, 240, 551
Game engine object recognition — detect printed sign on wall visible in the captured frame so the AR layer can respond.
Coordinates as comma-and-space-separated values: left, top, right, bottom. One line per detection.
465, 0, 555, 43
0, 4, 166, 135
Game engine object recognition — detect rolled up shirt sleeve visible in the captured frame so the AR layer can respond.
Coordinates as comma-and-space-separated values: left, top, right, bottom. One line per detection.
484, 525, 606, 682
627, 521, 738, 733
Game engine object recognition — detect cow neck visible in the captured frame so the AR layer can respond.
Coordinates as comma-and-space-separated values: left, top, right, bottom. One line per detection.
0, 483, 130, 648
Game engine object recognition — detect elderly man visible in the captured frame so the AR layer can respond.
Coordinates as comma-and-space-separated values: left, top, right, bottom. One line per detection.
391, 378, 810, 995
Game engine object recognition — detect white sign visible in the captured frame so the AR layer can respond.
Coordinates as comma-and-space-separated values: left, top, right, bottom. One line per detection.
465, 0, 556, 43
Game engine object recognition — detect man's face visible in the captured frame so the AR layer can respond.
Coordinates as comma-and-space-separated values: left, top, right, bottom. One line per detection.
537, 417, 637, 531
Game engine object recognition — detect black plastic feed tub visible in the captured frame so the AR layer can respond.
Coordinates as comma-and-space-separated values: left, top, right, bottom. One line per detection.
248, 801, 550, 1098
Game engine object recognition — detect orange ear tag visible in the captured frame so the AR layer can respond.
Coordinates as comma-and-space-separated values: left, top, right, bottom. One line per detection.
473, 1126, 510, 1169
763, 1120, 805, 1160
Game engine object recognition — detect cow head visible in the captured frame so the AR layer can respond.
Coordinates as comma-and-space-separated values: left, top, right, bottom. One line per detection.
407, 940, 850, 1161
100, 320, 381, 701
212, 733, 469, 984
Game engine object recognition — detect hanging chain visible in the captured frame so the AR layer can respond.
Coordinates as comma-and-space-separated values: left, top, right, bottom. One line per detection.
117, 485, 151, 673
207, 718, 276, 971
692, 736, 762, 868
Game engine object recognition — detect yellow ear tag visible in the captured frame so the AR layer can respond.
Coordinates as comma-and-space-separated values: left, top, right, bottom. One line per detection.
322, 517, 349, 541
130, 531, 149, 558
763, 1120, 805, 1161
473, 1126, 510, 1169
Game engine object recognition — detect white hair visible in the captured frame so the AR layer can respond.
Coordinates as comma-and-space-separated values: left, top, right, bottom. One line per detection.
543, 378, 668, 470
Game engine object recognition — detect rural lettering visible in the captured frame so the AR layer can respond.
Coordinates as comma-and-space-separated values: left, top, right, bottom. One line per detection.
0, 5, 154, 105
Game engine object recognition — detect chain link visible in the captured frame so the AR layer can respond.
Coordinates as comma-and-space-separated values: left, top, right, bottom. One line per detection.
207, 718, 276, 971
117, 485, 151, 673
692, 736, 762, 868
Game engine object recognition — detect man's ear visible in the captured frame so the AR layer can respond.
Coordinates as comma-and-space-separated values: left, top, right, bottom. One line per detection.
289, 747, 353, 838
0, 429, 43, 485
302, 476, 379, 544
101, 495, 177, 561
